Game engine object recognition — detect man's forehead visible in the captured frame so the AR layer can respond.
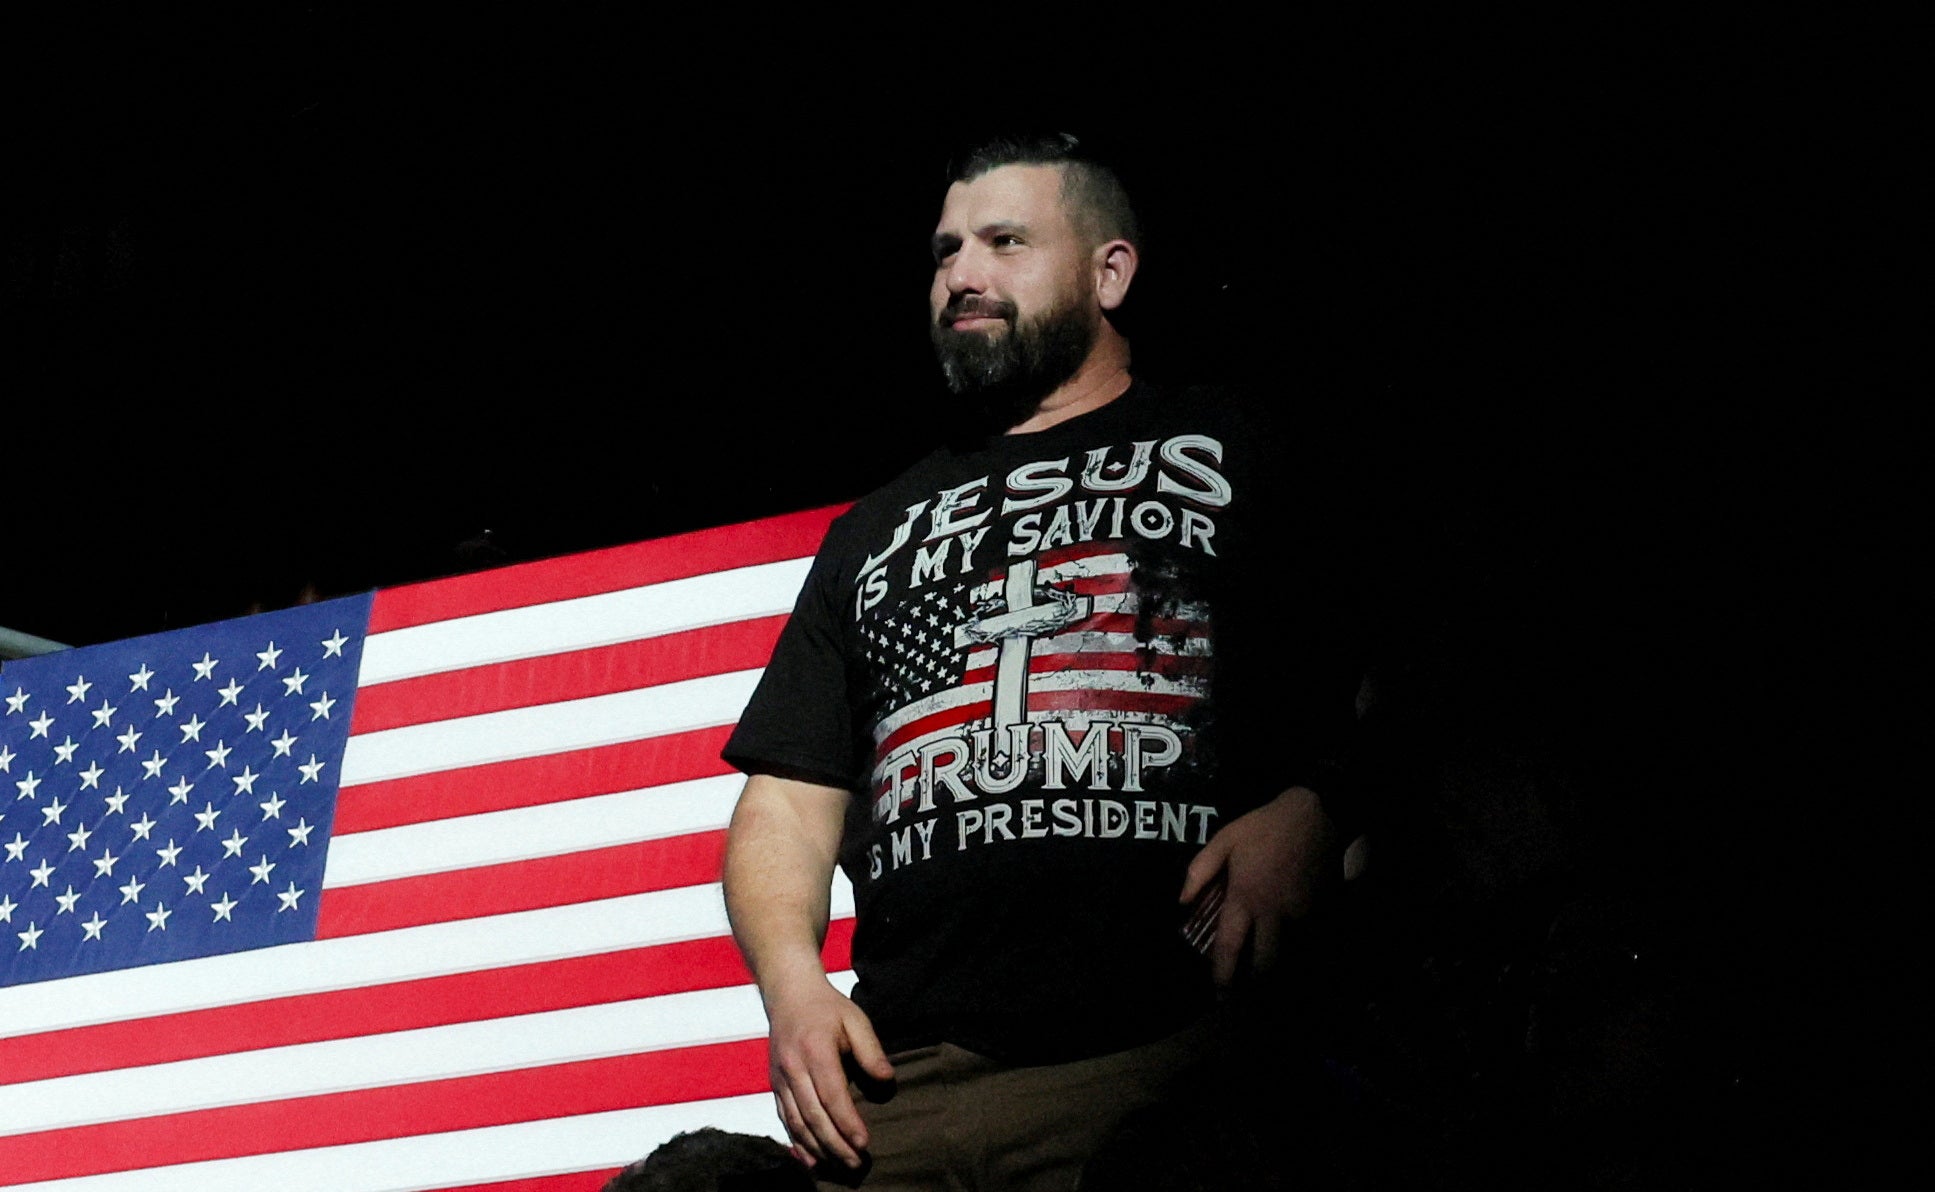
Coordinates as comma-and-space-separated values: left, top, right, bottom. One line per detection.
935, 163, 1071, 233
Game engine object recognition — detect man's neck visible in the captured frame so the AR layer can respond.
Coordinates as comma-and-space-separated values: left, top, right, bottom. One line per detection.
1005, 333, 1133, 435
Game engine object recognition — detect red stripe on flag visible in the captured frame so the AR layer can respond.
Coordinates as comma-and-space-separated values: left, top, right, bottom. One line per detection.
874, 689, 1204, 758
368, 506, 845, 633
316, 832, 730, 938
961, 651, 1214, 685
333, 726, 739, 833
1026, 689, 1204, 717
0, 1039, 774, 1184
0, 922, 854, 1086
873, 699, 995, 758
434, 1175, 622, 1192
1067, 611, 1208, 638
349, 616, 788, 734
1033, 540, 1135, 570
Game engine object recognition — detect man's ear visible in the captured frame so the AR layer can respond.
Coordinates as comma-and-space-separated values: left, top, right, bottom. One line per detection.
1094, 239, 1139, 311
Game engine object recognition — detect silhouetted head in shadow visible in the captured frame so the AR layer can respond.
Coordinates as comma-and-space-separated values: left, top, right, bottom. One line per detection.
603, 1127, 814, 1192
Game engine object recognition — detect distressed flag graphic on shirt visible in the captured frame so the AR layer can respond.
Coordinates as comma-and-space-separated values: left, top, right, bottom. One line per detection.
865, 538, 1214, 814
0, 506, 852, 1192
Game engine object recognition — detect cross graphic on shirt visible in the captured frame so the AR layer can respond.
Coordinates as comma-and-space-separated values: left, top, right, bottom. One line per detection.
953, 558, 1092, 731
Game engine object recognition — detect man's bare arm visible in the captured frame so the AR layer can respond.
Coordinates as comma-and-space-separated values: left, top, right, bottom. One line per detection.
723, 773, 891, 1170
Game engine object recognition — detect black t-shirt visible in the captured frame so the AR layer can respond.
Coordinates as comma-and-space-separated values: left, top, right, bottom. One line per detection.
724, 380, 1362, 1063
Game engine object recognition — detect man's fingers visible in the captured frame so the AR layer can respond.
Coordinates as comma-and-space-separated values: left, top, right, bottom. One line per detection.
779, 1053, 862, 1168
1252, 912, 1281, 973
773, 1086, 820, 1163
1210, 902, 1250, 987
1180, 836, 1232, 904
844, 1006, 897, 1083
807, 1052, 871, 1161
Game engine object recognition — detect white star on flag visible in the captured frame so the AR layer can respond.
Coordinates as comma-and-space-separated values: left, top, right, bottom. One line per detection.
65, 676, 92, 704
257, 643, 283, 671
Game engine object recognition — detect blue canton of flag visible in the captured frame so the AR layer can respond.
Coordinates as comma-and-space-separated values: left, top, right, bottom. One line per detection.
0, 594, 373, 986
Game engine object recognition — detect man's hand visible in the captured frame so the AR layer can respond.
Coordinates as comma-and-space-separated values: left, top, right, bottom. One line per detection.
1179, 785, 1340, 986
763, 974, 895, 1170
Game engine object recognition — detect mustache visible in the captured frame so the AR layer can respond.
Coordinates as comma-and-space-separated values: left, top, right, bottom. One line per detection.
938, 295, 1017, 327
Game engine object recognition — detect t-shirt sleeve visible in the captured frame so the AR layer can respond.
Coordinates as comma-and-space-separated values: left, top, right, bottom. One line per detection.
721, 517, 861, 790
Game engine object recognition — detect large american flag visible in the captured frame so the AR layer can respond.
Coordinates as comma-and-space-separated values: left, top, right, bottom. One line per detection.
0, 507, 852, 1191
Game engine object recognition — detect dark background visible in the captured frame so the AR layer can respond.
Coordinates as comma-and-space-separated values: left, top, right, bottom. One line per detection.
4, 9, 1878, 1187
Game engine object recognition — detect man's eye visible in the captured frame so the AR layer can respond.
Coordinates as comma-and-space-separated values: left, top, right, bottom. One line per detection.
992, 234, 1023, 248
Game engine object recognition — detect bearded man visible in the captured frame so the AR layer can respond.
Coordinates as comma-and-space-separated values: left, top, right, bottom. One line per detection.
721, 133, 1366, 1190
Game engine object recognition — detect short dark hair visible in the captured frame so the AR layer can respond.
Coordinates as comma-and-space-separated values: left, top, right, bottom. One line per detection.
602, 1128, 811, 1192
950, 132, 1141, 251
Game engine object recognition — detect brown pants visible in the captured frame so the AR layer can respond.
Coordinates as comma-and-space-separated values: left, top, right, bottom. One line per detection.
815, 1015, 1218, 1192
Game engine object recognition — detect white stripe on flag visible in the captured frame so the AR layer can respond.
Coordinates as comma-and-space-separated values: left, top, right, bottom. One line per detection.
3, 1094, 788, 1192
338, 668, 765, 786
0, 877, 858, 1038
8, 980, 841, 1136
356, 558, 812, 685
322, 773, 743, 887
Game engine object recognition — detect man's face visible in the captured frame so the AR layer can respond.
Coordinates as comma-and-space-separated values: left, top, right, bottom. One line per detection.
928, 164, 1099, 419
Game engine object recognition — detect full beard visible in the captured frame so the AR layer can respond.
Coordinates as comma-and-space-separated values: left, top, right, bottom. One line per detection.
931, 293, 1099, 436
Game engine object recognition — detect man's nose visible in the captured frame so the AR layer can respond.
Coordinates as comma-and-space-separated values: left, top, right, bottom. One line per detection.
943, 245, 987, 296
